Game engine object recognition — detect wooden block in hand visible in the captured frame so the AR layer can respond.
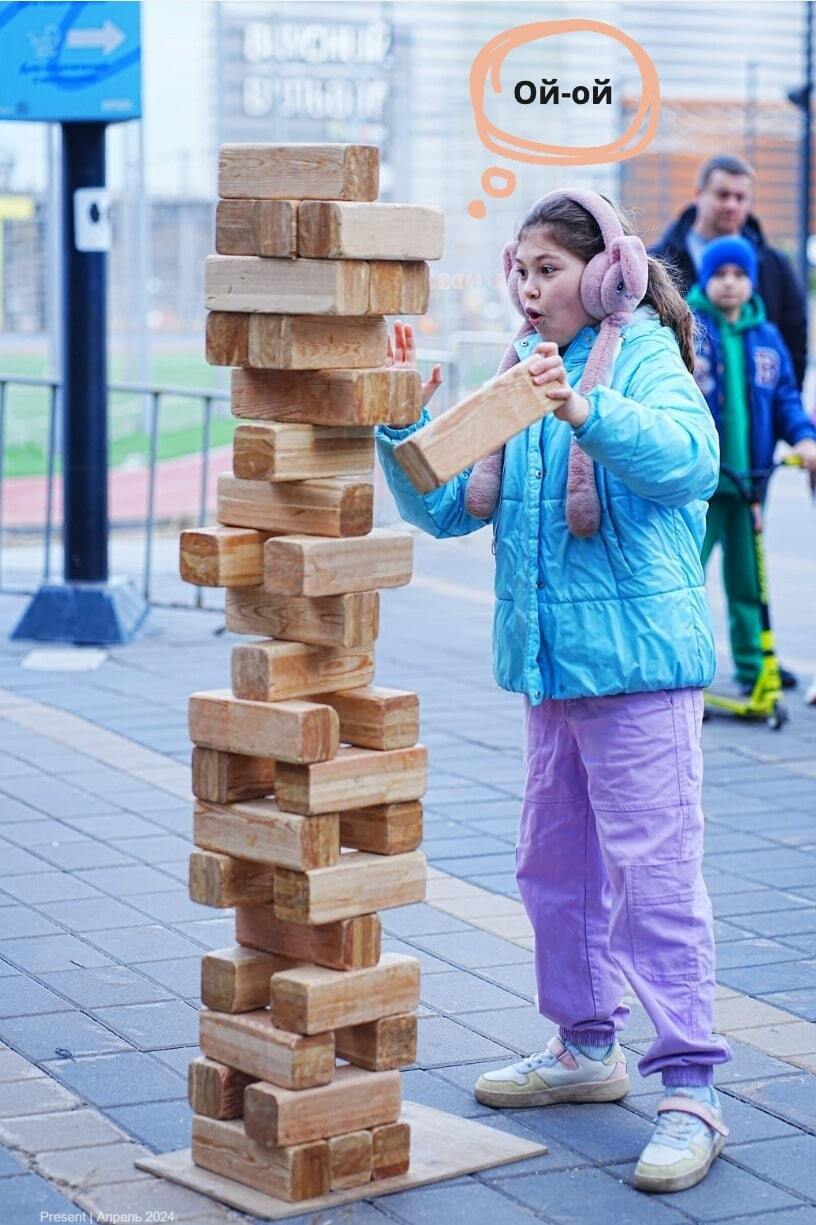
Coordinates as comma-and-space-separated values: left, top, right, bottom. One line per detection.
336, 1013, 418, 1072
194, 799, 339, 872
189, 849, 276, 908
225, 589, 379, 650
188, 1056, 256, 1120
208, 313, 388, 370
233, 423, 374, 483
231, 366, 421, 428
394, 354, 560, 493
199, 1007, 334, 1089
269, 953, 420, 1035
191, 1115, 330, 1202
205, 255, 370, 315
201, 945, 300, 1013
218, 143, 378, 201
215, 199, 298, 257
179, 526, 268, 588
330, 1130, 373, 1189
372, 1120, 411, 1179
340, 801, 424, 855
192, 747, 276, 805
231, 640, 374, 703
217, 473, 373, 539
263, 529, 413, 597
236, 908, 381, 972
188, 691, 339, 764
368, 262, 429, 315
244, 1065, 400, 1147
275, 746, 427, 815
315, 686, 419, 750
298, 202, 444, 261
274, 850, 427, 924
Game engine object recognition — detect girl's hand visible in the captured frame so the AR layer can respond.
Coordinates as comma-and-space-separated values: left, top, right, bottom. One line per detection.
530, 341, 590, 429
793, 437, 816, 474
387, 319, 442, 408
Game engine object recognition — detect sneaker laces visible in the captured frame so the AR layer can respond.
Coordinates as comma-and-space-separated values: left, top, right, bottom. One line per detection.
652, 1107, 708, 1150
515, 1049, 557, 1074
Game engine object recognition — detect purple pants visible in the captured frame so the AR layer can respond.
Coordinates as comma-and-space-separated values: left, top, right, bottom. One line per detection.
517, 687, 731, 1086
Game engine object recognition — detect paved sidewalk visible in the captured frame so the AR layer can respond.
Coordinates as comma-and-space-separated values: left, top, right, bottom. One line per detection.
1, 521, 816, 1224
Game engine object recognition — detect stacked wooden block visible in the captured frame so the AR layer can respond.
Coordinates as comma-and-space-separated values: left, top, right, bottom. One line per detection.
178, 143, 444, 1205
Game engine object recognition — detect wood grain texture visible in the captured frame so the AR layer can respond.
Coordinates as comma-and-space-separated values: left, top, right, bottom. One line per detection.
274, 746, 427, 816
371, 1120, 411, 1179
217, 474, 373, 539
235, 908, 381, 972
188, 691, 339, 764
394, 355, 560, 492
297, 202, 444, 261
230, 366, 421, 428
368, 261, 429, 315
188, 849, 277, 908
269, 953, 420, 1035
218, 144, 378, 201
191, 748, 276, 805
231, 640, 375, 704
215, 200, 298, 257
205, 255, 370, 315
340, 801, 423, 855
262, 529, 413, 598
247, 315, 388, 370
199, 1007, 335, 1090
314, 686, 419, 750
179, 526, 268, 588
244, 1065, 400, 1147
201, 945, 300, 1013
188, 1057, 256, 1121
329, 1130, 373, 1189
335, 1014, 418, 1072
206, 311, 250, 366
191, 1114, 330, 1202
225, 589, 379, 650
233, 423, 374, 483
194, 799, 340, 872
274, 850, 427, 924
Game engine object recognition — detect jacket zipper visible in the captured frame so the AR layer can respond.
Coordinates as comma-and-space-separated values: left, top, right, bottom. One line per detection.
491, 454, 508, 556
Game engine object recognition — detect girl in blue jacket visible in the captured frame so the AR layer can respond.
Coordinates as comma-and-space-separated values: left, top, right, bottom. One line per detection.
376, 189, 730, 1195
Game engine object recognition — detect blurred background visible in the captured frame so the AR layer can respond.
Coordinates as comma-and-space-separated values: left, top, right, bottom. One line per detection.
0, 0, 813, 607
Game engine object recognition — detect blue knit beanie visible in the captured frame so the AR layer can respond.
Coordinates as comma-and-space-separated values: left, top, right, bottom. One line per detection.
700, 235, 758, 289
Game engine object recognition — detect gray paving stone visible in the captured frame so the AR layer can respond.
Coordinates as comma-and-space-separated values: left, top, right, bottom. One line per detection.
714, 890, 810, 917
727, 1134, 816, 1198
731, 1074, 816, 1130
463, 1006, 565, 1054
41, 965, 173, 1008
494, 1165, 687, 1224
476, 963, 537, 1002
0, 872, 103, 904
431, 853, 517, 877
505, 1102, 655, 1164
605, 1156, 801, 1219
91, 1000, 200, 1050
0, 1172, 78, 1216
401, 1068, 491, 1118
719, 961, 816, 995
382, 903, 473, 938
0, 1075, 79, 1117
0, 842, 56, 877
0, 1009, 130, 1061
152, 1045, 199, 1077
36, 896, 148, 931
173, 917, 236, 949
0, 777, 116, 818
1, 818, 81, 847
110, 833, 191, 862
0, 974, 72, 1018
0, 1146, 25, 1177
476, 1113, 590, 1177
31, 839, 139, 872
0, 904, 62, 939
761, 987, 816, 1022
381, 1180, 542, 1225
84, 925, 205, 963
105, 1098, 192, 1150
740, 908, 816, 938
0, 933, 113, 973
43, 1049, 186, 1107
715, 938, 803, 969
65, 812, 164, 839
426, 837, 514, 859
381, 938, 453, 975
73, 864, 180, 896
419, 971, 532, 1015
417, 1015, 515, 1066
409, 930, 532, 969
126, 891, 211, 924
135, 957, 202, 999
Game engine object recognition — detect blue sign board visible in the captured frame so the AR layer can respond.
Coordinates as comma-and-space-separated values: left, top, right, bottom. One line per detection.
0, 2, 141, 122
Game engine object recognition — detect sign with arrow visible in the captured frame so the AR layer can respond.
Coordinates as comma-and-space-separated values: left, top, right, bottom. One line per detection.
0, 1, 141, 123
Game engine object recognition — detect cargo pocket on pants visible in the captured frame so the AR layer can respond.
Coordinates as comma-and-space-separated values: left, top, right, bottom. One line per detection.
625, 858, 702, 981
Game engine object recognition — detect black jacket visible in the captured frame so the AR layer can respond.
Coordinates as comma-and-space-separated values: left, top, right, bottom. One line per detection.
649, 205, 808, 387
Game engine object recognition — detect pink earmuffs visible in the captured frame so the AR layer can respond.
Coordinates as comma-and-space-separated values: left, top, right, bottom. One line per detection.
464, 189, 649, 536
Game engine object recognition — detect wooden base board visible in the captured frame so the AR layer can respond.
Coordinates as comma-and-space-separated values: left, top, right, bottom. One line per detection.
135, 1101, 546, 1220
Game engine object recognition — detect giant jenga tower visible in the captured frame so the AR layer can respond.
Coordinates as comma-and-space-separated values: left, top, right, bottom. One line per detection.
179, 143, 442, 1204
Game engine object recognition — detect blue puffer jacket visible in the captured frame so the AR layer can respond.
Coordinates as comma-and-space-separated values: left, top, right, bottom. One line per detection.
376, 307, 720, 704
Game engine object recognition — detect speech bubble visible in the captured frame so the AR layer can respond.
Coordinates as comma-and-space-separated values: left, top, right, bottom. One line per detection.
468, 18, 660, 218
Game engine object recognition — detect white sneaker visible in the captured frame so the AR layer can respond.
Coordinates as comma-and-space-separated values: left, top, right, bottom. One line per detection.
474, 1034, 630, 1108
634, 1088, 729, 1194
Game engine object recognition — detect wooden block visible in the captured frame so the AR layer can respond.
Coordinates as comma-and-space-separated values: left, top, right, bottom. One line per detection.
188, 1057, 256, 1120
340, 801, 424, 855
179, 526, 268, 588
315, 686, 419, 750
244, 1065, 400, 1147
192, 748, 276, 804
298, 201, 444, 261
263, 529, 413, 597
191, 1115, 330, 1202
336, 1014, 418, 1072
217, 473, 373, 539
199, 1007, 335, 1089
247, 315, 388, 371
329, 1130, 373, 1189
188, 691, 339, 764
269, 953, 420, 1035
201, 945, 301, 1013
216, 199, 298, 257
394, 355, 560, 493
236, 908, 381, 972
275, 746, 427, 816
233, 423, 374, 483
231, 641, 375, 704
231, 366, 421, 428
274, 850, 427, 924
368, 261, 430, 315
225, 589, 379, 650
206, 311, 249, 366
371, 1120, 411, 1179
205, 255, 370, 315
194, 799, 339, 872
189, 849, 277, 908
218, 143, 378, 201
